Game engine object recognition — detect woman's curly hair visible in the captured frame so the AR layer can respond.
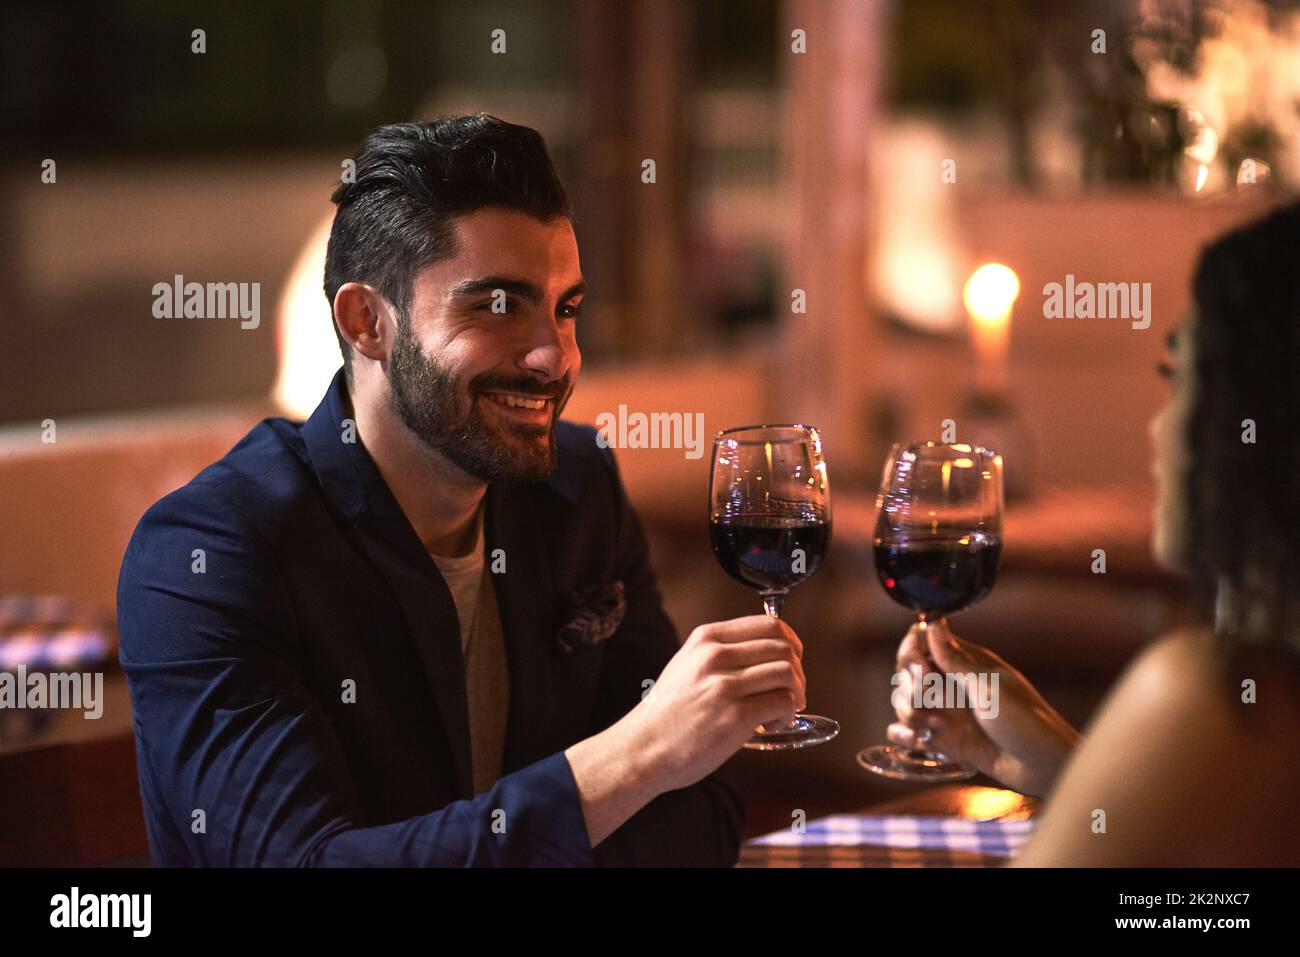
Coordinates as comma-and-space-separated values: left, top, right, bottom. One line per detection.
1186, 201, 1300, 652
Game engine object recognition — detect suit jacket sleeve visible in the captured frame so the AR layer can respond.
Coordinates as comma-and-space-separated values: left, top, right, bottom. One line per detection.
587, 447, 746, 867
117, 477, 594, 867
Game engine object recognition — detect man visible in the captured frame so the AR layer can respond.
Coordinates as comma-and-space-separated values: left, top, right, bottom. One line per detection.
116, 113, 807, 866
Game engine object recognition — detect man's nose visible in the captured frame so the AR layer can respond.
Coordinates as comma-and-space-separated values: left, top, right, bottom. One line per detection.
519, 314, 572, 382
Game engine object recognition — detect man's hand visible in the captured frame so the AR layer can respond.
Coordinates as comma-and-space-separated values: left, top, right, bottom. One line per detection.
628, 615, 806, 793
565, 614, 804, 847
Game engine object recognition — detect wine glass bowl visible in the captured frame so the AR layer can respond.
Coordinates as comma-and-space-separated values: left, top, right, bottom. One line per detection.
858, 442, 1004, 781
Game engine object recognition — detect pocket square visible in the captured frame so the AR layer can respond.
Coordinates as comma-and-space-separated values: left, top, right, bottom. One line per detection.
555, 581, 627, 655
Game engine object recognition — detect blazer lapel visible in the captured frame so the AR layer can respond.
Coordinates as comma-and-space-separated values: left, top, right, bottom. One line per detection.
486, 481, 557, 773
299, 368, 474, 800
346, 502, 475, 801
298, 368, 564, 793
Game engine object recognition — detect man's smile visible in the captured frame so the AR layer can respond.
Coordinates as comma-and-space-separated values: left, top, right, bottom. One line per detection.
480, 389, 555, 426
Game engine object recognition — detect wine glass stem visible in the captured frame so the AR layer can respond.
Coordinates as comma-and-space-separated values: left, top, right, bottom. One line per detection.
758, 590, 798, 733
913, 613, 943, 756
760, 591, 786, 619
916, 613, 937, 656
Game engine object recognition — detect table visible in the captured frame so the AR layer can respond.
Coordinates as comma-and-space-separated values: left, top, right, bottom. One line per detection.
737, 784, 1041, 868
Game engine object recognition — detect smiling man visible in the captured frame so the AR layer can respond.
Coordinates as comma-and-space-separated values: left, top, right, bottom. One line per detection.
116, 114, 808, 867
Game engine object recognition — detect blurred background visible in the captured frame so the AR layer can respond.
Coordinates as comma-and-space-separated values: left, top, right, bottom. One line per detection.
1, 0, 1296, 864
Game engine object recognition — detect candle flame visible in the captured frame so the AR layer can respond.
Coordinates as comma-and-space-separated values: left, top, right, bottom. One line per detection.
963, 263, 1020, 326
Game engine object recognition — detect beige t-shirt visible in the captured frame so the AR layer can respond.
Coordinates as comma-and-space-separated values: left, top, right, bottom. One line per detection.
430, 507, 510, 796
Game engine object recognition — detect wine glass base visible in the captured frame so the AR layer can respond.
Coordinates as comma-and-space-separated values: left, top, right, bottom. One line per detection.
856, 744, 978, 782
744, 714, 839, 750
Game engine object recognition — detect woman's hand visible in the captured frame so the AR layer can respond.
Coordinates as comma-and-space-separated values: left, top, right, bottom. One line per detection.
888, 619, 1081, 797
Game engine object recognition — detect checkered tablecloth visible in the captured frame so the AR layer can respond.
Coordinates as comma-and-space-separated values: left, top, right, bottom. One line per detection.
738, 814, 1037, 868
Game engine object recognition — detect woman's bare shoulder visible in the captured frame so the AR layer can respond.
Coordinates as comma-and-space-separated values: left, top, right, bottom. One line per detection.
1014, 627, 1300, 866
1087, 626, 1300, 791
1140, 627, 1300, 727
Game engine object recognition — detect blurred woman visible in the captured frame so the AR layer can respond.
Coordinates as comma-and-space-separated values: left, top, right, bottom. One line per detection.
890, 201, 1300, 866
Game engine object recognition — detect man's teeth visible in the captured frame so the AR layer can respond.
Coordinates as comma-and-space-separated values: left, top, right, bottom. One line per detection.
486, 393, 548, 410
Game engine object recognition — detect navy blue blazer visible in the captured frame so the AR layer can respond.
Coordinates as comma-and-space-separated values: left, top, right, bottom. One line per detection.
116, 367, 743, 866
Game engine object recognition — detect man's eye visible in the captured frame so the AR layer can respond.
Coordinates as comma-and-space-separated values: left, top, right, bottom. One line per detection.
559, 303, 582, 320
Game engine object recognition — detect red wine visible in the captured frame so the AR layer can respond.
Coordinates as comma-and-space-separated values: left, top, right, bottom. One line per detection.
710, 509, 830, 592
873, 534, 1000, 615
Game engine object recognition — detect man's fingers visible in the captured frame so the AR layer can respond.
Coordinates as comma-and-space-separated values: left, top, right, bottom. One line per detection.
735, 659, 806, 709
706, 616, 803, 656
732, 644, 807, 697
770, 617, 804, 657
715, 638, 803, 672
743, 689, 799, 732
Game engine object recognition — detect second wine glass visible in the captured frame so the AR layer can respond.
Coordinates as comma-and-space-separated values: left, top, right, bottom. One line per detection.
709, 424, 839, 750
857, 441, 1004, 781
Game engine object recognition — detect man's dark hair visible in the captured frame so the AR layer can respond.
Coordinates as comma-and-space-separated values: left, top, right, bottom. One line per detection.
323, 113, 573, 379
1186, 200, 1300, 653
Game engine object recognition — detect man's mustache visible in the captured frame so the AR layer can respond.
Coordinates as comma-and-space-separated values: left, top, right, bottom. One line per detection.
473, 376, 570, 400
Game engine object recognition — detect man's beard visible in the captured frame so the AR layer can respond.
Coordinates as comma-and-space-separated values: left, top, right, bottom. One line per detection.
387, 317, 571, 483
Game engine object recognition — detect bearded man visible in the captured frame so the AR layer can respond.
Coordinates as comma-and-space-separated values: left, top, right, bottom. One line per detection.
116, 114, 807, 867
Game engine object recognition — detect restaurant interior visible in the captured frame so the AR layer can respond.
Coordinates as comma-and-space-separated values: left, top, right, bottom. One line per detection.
1, 0, 1295, 865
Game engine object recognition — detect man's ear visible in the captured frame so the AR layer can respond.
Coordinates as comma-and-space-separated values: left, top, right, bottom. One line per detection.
333, 282, 393, 365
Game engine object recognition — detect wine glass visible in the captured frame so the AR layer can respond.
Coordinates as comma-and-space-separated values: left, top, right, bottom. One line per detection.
857, 442, 1004, 781
709, 424, 839, 750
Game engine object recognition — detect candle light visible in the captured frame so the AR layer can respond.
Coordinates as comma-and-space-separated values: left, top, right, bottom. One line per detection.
963, 263, 1020, 398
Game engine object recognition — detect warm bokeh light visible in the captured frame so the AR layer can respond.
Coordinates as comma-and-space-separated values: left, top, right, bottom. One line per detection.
871, 121, 967, 334
963, 263, 1020, 326
273, 213, 339, 420
960, 787, 1036, 821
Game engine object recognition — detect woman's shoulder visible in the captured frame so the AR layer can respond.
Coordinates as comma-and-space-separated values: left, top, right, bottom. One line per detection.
1133, 626, 1300, 725
1015, 626, 1300, 865
1124, 628, 1300, 862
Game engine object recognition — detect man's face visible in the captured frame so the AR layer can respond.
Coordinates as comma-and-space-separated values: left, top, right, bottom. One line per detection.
387, 207, 583, 482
